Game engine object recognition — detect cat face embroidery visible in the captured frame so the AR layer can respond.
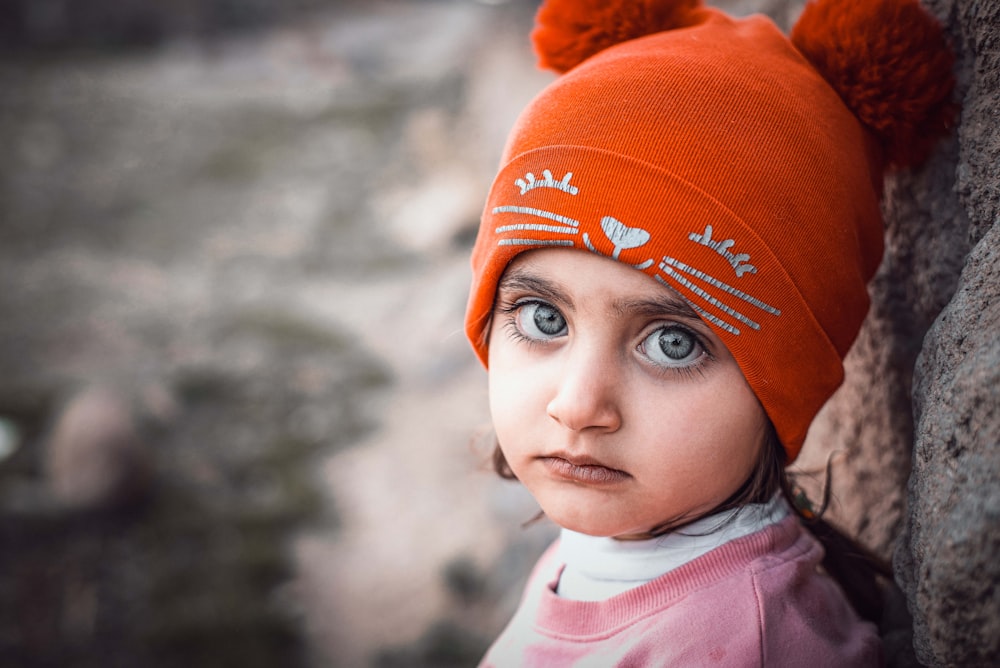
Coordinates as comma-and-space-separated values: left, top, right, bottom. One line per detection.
583, 216, 654, 269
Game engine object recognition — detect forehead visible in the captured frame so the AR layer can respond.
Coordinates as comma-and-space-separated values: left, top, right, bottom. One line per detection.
502, 247, 661, 289
499, 248, 683, 294
498, 248, 698, 315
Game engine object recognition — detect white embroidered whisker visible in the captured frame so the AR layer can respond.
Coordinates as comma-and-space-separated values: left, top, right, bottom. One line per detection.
659, 265, 761, 330
498, 239, 575, 247
495, 223, 579, 235
655, 275, 741, 335
661, 256, 780, 315
492, 205, 580, 228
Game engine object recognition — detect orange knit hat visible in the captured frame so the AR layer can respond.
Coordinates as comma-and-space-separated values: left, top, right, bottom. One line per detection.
465, 0, 955, 460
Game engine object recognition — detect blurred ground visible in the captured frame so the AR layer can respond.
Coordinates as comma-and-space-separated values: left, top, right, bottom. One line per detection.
0, 1, 790, 667
0, 2, 555, 666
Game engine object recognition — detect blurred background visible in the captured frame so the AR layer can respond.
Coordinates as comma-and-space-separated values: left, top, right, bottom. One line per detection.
0, 1, 799, 666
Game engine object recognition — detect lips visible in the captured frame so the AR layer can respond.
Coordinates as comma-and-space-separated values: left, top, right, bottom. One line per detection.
540, 453, 630, 484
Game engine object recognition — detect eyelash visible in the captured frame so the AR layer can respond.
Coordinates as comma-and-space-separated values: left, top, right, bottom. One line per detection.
495, 297, 716, 380
497, 298, 554, 348
640, 323, 714, 381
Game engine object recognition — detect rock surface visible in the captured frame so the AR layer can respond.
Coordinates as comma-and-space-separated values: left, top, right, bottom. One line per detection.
799, 0, 1000, 664
892, 1, 1000, 665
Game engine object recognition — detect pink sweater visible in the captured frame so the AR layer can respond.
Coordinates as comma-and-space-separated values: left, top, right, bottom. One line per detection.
480, 515, 882, 667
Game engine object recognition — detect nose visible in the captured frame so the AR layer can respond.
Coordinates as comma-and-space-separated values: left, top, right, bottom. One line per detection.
546, 343, 623, 433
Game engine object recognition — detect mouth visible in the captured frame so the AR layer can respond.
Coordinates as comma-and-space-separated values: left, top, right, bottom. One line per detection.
539, 453, 631, 485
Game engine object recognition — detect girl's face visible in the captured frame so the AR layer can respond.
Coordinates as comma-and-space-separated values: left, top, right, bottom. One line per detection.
488, 248, 768, 539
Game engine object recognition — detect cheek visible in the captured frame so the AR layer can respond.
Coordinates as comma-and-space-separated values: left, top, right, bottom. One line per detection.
696, 382, 767, 477
487, 348, 533, 442
487, 371, 514, 435
489, 366, 543, 428
488, 378, 537, 480
646, 375, 766, 478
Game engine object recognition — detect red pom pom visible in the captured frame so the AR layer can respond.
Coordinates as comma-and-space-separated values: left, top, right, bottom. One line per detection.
533, 0, 703, 74
791, 0, 957, 169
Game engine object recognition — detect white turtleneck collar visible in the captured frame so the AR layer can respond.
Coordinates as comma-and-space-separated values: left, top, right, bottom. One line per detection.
555, 494, 790, 601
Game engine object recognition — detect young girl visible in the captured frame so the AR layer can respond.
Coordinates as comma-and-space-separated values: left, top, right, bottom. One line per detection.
463, 0, 955, 664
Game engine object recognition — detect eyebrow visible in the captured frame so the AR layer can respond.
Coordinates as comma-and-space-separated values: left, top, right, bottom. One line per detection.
610, 295, 702, 322
496, 265, 703, 323
496, 269, 574, 308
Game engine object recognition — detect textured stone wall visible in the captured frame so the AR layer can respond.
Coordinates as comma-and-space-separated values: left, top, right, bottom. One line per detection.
896, 0, 1000, 665
797, 0, 999, 665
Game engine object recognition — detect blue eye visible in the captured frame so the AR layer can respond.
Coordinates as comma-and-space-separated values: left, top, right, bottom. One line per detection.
516, 302, 567, 340
641, 325, 701, 367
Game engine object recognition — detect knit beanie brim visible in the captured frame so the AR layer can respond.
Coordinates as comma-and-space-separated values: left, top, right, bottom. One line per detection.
465, 0, 955, 461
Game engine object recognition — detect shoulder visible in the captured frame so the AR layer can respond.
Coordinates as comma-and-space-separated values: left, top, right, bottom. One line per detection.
638, 515, 882, 667
745, 518, 884, 667
481, 520, 883, 668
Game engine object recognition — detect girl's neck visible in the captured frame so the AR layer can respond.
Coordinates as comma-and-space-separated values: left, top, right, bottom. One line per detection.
556, 493, 789, 602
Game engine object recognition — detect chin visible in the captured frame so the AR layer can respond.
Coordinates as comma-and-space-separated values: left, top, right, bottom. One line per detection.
545, 507, 636, 538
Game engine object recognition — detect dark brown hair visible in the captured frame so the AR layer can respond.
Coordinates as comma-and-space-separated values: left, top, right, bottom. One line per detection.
489, 423, 891, 623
